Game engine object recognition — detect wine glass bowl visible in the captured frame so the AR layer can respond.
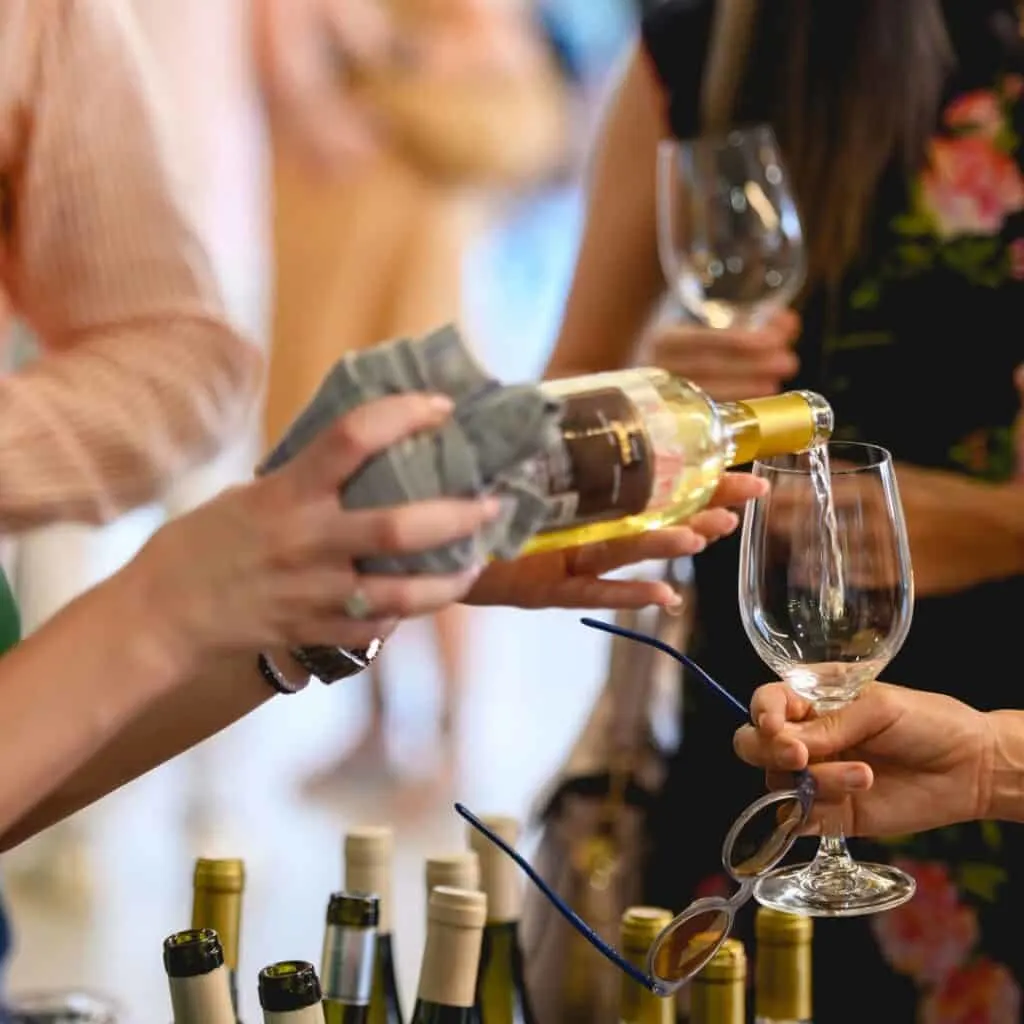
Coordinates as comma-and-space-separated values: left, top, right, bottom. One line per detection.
738, 441, 916, 917
657, 125, 806, 329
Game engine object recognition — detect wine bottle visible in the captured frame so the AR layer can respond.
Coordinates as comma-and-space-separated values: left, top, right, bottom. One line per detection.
425, 853, 480, 905
164, 928, 236, 1024
466, 816, 535, 1024
618, 908, 673, 1024
321, 892, 381, 1024
191, 857, 246, 1022
344, 827, 404, 1024
521, 373, 833, 556
755, 908, 812, 1024
411, 887, 487, 1024
259, 962, 327, 1024
690, 938, 745, 1024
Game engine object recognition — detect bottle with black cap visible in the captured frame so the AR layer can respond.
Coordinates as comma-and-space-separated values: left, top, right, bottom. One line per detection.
164, 928, 236, 1024
259, 962, 327, 1024
321, 892, 381, 1024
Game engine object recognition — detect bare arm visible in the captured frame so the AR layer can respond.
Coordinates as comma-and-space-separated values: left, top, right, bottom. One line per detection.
544, 46, 668, 379
1, 636, 274, 851
988, 709, 1024, 824
0, 0, 262, 531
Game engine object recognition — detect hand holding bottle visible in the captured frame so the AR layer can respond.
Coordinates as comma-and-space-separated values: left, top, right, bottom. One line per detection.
640, 309, 801, 401
733, 681, 1000, 836
124, 393, 497, 672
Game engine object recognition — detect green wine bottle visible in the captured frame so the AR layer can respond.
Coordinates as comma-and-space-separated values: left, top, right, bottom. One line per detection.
191, 858, 246, 1023
467, 816, 535, 1024
410, 887, 487, 1024
345, 827, 404, 1024
259, 961, 326, 1024
321, 892, 380, 1024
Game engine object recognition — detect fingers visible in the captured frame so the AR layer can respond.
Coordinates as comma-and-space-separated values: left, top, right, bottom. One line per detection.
286, 392, 456, 494
707, 472, 769, 507
568, 513, 740, 576
332, 496, 502, 559
751, 683, 813, 736
525, 576, 683, 611
768, 762, 874, 802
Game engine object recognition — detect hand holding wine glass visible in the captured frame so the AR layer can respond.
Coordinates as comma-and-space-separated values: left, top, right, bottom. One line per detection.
657, 125, 806, 330
738, 441, 916, 916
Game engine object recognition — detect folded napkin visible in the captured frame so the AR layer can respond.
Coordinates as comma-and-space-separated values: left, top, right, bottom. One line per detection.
260, 324, 564, 574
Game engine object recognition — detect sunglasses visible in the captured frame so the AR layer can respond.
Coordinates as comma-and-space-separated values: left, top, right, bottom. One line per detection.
456, 615, 816, 997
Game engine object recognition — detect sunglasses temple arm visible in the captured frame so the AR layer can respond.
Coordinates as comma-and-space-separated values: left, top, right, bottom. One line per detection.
453, 803, 656, 992
580, 617, 750, 722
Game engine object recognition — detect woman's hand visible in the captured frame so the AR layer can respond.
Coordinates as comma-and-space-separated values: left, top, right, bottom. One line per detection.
465, 472, 766, 609
126, 393, 499, 668
733, 682, 996, 837
641, 309, 801, 401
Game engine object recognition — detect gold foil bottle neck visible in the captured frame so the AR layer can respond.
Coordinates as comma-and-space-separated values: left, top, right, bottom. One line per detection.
620, 907, 672, 952
193, 857, 245, 893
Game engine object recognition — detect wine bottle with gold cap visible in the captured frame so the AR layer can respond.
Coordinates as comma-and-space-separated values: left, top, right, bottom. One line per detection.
425, 853, 480, 907
411, 887, 488, 1024
191, 857, 246, 1022
321, 892, 380, 1024
690, 938, 745, 1024
344, 827, 404, 1024
618, 908, 673, 1024
466, 816, 534, 1024
259, 962, 327, 1024
755, 908, 812, 1024
164, 928, 236, 1024
519, 373, 833, 556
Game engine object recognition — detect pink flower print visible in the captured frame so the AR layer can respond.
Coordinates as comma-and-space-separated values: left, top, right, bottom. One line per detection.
920, 136, 1024, 239
1009, 237, 1024, 280
870, 860, 979, 986
921, 959, 1022, 1024
1003, 74, 1024, 103
945, 90, 1004, 140
693, 873, 731, 901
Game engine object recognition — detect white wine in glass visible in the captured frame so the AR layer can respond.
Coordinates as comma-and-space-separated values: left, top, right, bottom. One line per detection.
657, 125, 805, 329
738, 441, 915, 917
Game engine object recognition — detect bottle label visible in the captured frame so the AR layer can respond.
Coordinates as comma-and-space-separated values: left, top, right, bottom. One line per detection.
532, 380, 679, 531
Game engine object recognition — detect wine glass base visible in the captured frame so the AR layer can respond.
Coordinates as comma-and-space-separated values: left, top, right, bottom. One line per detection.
753, 861, 916, 918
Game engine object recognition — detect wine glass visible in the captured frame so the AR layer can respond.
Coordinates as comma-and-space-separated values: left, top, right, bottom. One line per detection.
656, 125, 806, 329
738, 441, 915, 917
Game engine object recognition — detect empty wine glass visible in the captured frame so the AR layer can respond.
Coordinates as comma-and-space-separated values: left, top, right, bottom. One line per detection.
656, 125, 805, 329
738, 442, 915, 917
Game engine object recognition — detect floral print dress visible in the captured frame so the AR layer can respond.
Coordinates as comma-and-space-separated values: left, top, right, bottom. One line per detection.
641, 2, 1024, 1021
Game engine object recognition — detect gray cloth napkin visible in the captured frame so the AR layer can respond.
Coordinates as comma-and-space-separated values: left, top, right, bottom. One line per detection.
260, 324, 564, 574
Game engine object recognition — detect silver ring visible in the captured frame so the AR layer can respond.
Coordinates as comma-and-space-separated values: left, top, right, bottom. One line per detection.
343, 588, 373, 621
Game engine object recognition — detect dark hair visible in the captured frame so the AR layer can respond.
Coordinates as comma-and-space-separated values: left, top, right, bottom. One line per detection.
734, 0, 953, 287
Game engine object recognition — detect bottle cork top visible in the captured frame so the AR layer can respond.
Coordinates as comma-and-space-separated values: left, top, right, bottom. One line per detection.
467, 815, 522, 924
428, 886, 487, 929
345, 826, 393, 863
620, 907, 673, 952
163, 929, 224, 979
193, 858, 245, 893
755, 906, 813, 943
326, 891, 380, 929
425, 851, 480, 895
696, 938, 746, 983
258, 961, 323, 1012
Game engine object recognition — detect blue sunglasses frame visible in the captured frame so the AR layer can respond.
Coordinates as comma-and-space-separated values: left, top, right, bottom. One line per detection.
456, 615, 816, 997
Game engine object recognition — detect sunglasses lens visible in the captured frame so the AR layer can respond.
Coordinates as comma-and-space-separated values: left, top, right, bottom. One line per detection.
650, 908, 730, 985
725, 794, 804, 879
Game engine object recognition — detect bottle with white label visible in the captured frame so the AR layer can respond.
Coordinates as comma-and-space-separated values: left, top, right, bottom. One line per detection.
322, 892, 380, 1024
521, 372, 832, 556
259, 962, 327, 1024
164, 928, 236, 1024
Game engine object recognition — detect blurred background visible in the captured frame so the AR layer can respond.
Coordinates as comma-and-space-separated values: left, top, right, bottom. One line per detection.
2, 0, 644, 1019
